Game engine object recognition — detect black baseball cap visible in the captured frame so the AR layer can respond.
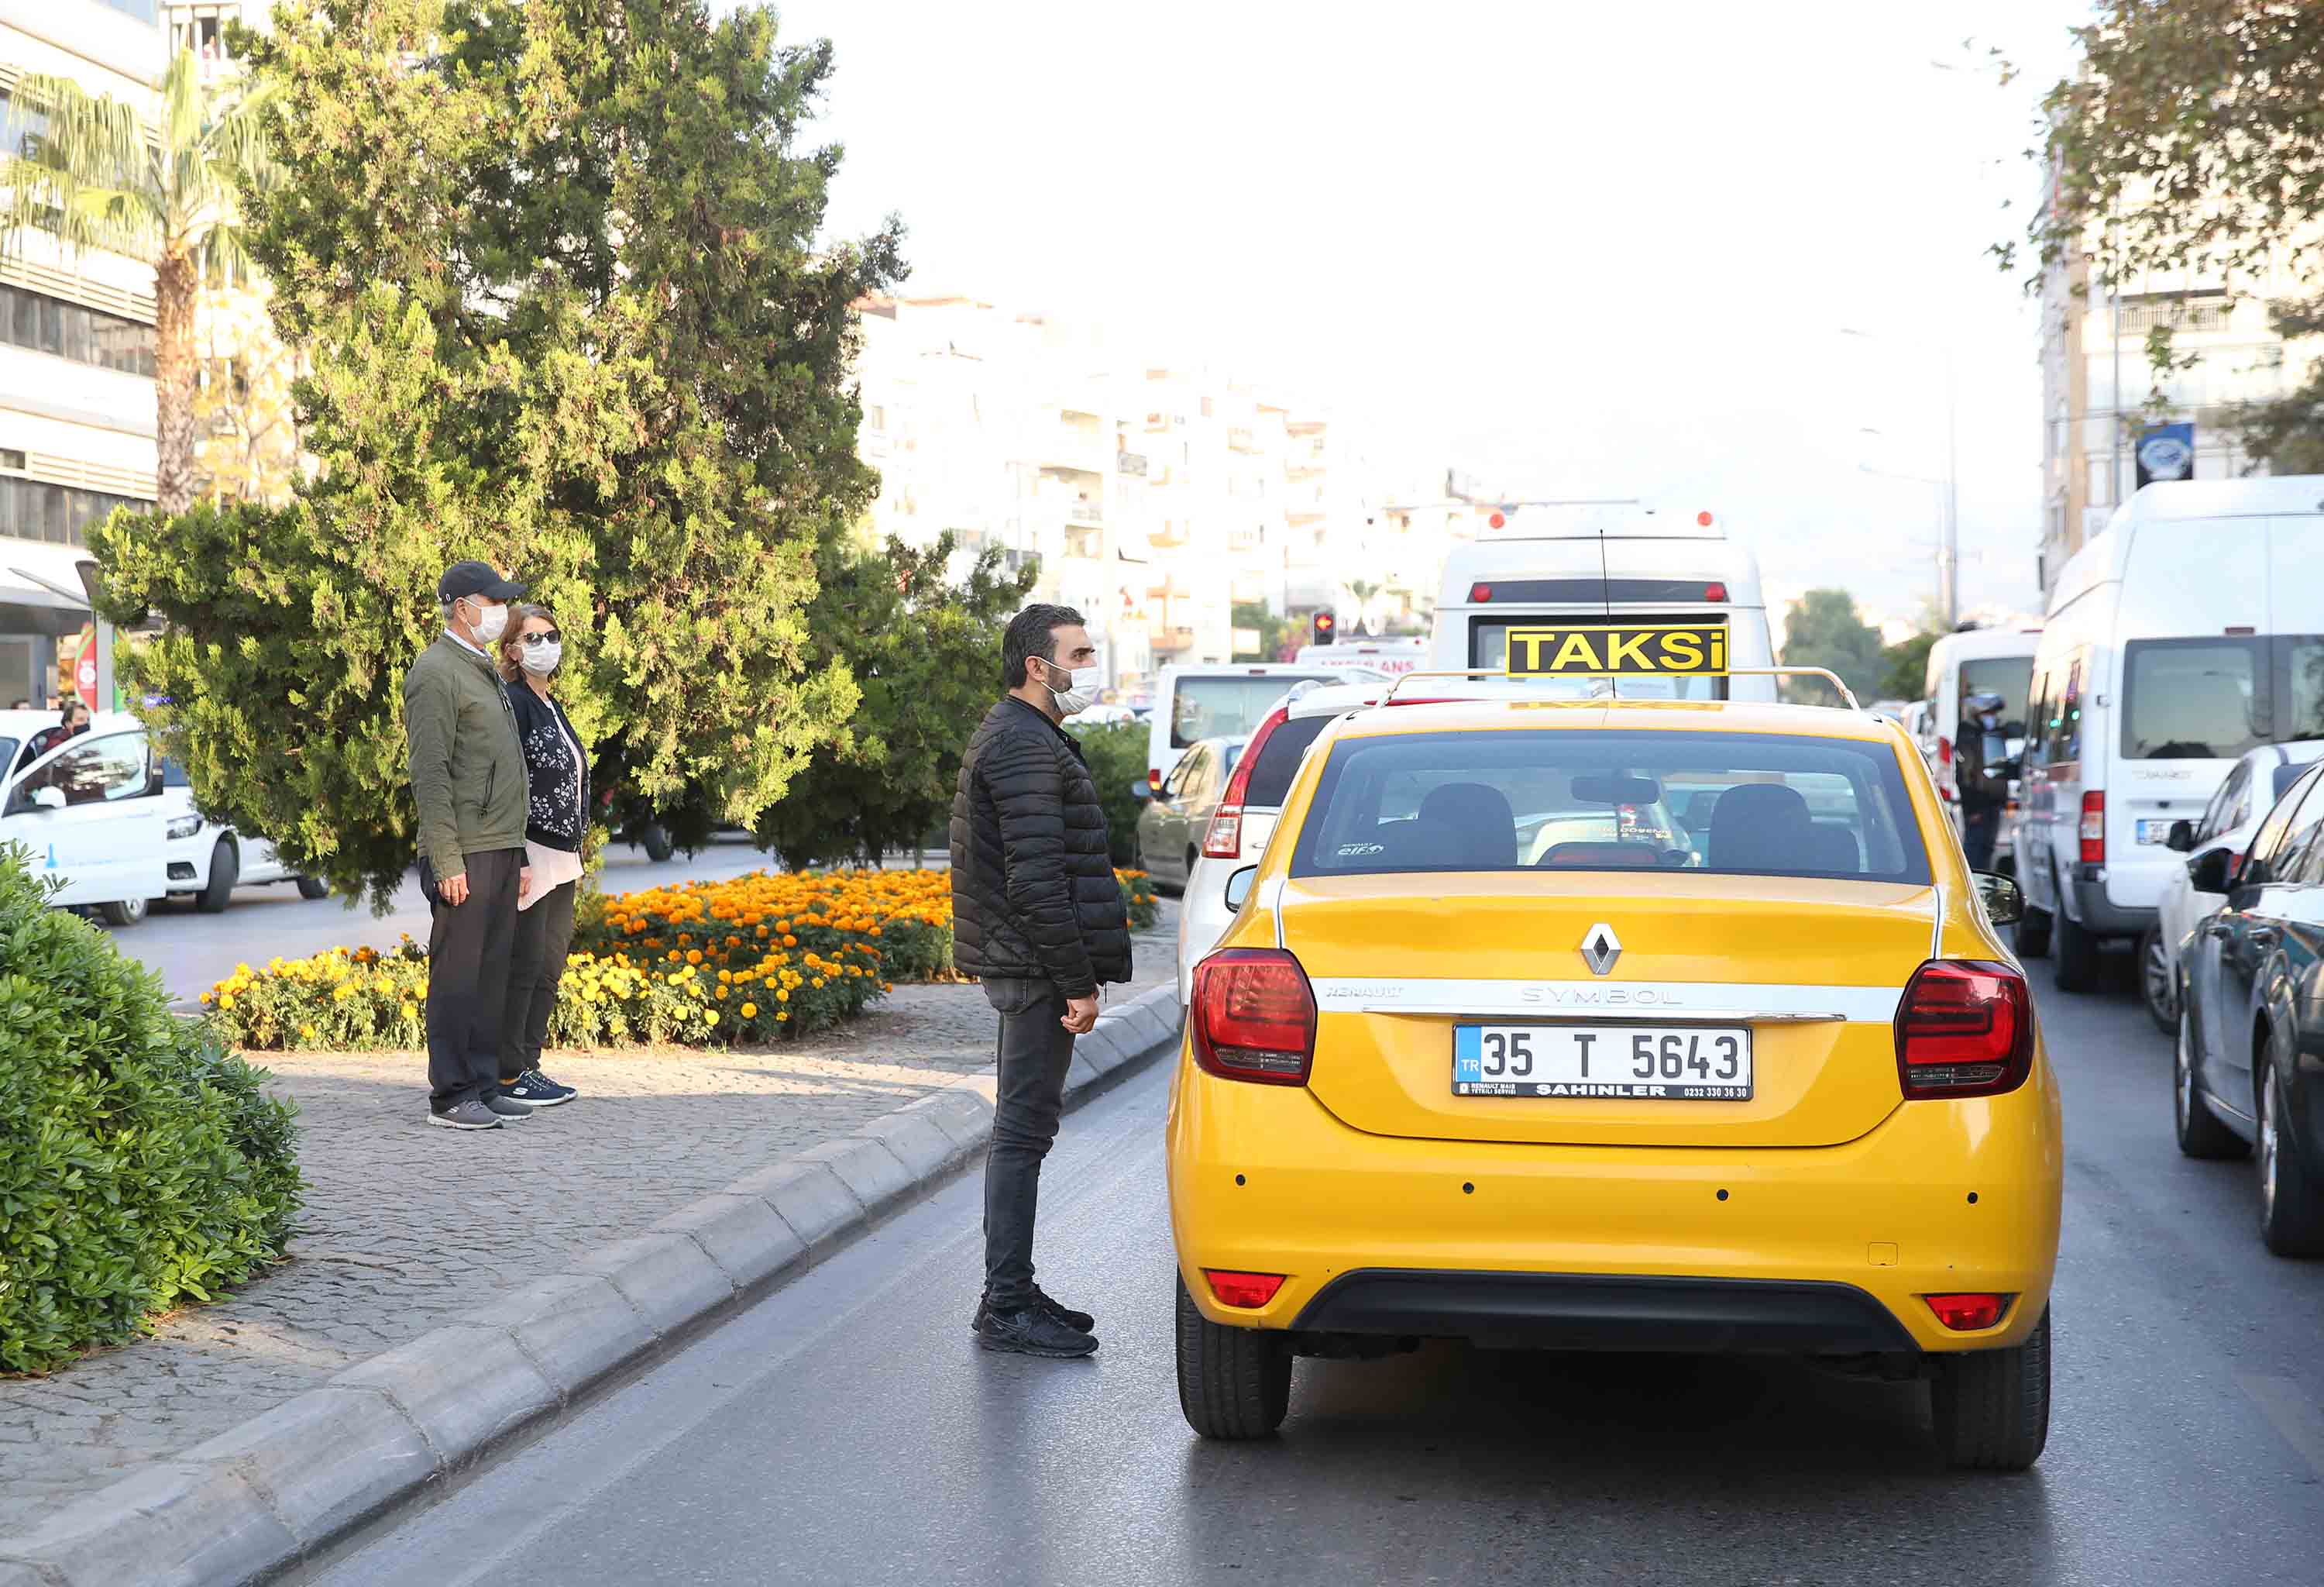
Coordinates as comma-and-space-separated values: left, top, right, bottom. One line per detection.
438, 560, 526, 602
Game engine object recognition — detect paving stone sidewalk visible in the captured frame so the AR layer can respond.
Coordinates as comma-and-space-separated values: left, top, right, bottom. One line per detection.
0, 900, 1180, 1536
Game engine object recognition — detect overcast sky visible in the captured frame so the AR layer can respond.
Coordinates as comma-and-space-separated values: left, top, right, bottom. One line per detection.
764, 0, 2097, 632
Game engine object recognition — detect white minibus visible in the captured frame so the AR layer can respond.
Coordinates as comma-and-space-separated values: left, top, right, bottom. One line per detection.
2013, 477, 2324, 991
1430, 504, 1778, 701
1293, 636, 1427, 679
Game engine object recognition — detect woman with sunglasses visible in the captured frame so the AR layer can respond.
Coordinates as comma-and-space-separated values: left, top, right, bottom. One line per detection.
494, 604, 586, 1107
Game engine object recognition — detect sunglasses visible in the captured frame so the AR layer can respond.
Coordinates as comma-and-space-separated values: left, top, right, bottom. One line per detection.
517, 629, 563, 646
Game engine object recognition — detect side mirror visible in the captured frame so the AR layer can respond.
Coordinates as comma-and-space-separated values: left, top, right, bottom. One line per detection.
1971, 870, 2023, 927
1129, 779, 1152, 803
2164, 819, 2195, 853
2189, 846, 2235, 895
29, 786, 64, 811
1222, 865, 1257, 914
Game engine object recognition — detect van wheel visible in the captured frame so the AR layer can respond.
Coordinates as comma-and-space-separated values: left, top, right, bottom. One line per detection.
196, 838, 239, 913
1929, 1306, 2051, 1472
1175, 1274, 1291, 1440
2257, 1055, 2324, 1257
296, 876, 330, 900
2051, 893, 2099, 993
99, 896, 148, 928
2013, 904, 2051, 959
2174, 1000, 2243, 1160
2137, 924, 2177, 1034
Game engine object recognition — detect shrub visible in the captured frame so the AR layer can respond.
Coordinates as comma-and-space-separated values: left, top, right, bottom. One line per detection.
205, 867, 1164, 1052
0, 845, 302, 1375
1067, 719, 1151, 866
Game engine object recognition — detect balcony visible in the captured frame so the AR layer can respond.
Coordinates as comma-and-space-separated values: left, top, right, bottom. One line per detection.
1149, 522, 1190, 549
1063, 525, 1102, 559
1150, 624, 1197, 652
1226, 426, 1260, 454
1067, 501, 1103, 526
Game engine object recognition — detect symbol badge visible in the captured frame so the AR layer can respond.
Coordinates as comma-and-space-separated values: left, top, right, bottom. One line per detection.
1580, 923, 1621, 976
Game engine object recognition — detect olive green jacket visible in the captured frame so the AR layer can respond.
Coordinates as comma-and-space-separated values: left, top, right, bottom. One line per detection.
404, 633, 528, 880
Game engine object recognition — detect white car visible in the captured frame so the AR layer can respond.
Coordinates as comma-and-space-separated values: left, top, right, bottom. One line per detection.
160, 762, 327, 911
0, 708, 168, 925
2140, 739, 2324, 1033
1174, 680, 1387, 1003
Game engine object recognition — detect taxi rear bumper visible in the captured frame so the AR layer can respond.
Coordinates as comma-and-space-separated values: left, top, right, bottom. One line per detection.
1167, 1058, 2062, 1356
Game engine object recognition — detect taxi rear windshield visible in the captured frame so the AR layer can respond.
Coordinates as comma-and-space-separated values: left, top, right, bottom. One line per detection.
1290, 728, 1930, 883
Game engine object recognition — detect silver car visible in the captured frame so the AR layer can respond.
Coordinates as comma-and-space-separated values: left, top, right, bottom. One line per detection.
1133, 734, 1245, 893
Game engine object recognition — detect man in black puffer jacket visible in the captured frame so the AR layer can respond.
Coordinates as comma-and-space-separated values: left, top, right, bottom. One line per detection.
951, 603, 1132, 1359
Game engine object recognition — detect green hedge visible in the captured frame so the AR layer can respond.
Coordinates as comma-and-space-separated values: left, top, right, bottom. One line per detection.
0, 845, 303, 1375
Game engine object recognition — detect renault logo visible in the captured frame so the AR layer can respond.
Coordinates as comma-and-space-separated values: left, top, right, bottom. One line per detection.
1580, 923, 1622, 976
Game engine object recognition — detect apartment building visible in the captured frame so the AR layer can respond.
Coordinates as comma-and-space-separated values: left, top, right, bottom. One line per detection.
2037, 192, 2324, 598
0, 0, 167, 707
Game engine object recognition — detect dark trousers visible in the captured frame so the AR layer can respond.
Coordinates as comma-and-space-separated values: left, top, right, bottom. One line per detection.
981, 976, 1077, 1310
425, 846, 524, 1109
1963, 807, 1999, 872
501, 876, 579, 1083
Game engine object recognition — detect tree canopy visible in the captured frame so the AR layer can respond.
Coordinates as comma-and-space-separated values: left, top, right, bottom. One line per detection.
93, 0, 902, 907
1777, 589, 1884, 705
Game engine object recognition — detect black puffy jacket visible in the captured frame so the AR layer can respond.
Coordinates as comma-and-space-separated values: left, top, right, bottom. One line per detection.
950, 696, 1131, 997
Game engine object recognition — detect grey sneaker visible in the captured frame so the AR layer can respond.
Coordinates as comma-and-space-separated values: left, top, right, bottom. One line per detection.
429, 1100, 502, 1131
481, 1093, 535, 1123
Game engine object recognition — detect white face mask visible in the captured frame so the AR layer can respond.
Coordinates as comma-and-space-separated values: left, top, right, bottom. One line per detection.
466, 599, 509, 646
1043, 658, 1102, 716
519, 639, 562, 677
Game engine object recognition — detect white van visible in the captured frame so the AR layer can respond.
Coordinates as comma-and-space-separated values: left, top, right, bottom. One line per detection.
1430, 504, 1778, 701
1293, 637, 1427, 679
1920, 627, 2042, 806
2013, 477, 2324, 991
1146, 661, 1373, 791
0, 709, 169, 925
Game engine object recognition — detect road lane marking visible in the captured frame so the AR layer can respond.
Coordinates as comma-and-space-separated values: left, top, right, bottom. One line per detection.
2238, 1372, 2324, 1482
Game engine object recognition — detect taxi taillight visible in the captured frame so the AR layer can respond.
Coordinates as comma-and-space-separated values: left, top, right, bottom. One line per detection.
1191, 949, 1316, 1086
1894, 960, 2033, 1100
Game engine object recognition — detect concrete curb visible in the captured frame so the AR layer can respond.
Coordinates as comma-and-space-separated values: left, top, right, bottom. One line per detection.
0, 983, 1184, 1587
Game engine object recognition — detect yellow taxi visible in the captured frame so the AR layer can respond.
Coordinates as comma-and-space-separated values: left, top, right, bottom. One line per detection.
1167, 666, 2063, 1470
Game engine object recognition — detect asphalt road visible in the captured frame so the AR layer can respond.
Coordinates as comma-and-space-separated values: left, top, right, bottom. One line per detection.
105, 838, 817, 1004
309, 955, 2324, 1587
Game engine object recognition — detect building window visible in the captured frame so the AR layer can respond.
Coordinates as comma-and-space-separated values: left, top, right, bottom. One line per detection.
0, 477, 150, 547
0, 284, 156, 376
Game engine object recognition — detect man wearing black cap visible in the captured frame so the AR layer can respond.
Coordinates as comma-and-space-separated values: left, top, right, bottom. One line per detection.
405, 561, 536, 1130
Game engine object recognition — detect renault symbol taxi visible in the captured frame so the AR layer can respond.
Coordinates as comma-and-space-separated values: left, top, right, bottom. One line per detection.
1167, 666, 2062, 1469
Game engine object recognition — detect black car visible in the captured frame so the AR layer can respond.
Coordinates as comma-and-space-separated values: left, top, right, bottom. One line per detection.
2174, 759, 2324, 1255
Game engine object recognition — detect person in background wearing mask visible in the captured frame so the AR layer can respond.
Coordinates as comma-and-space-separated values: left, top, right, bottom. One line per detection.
17, 698, 90, 775
1954, 689, 2008, 872
495, 604, 585, 1109
947, 604, 1133, 1359
404, 561, 535, 1131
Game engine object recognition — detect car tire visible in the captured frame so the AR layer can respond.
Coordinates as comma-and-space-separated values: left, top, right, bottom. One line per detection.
99, 895, 148, 928
296, 876, 330, 900
1929, 1305, 2051, 1472
2174, 999, 2245, 1161
1174, 1273, 1291, 1440
2051, 891, 2099, 993
196, 838, 239, 914
2013, 904, 2051, 960
640, 822, 674, 863
2137, 924, 2176, 1034
2257, 1054, 2324, 1258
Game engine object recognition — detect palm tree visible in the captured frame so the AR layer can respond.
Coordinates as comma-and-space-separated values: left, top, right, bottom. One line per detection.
1, 50, 277, 515
1346, 578, 1383, 636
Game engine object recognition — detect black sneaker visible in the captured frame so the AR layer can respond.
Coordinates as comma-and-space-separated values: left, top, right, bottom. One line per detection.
501, 1071, 573, 1107
428, 1100, 502, 1131
968, 1286, 1095, 1335
974, 1303, 1098, 1359
481, 1093, 535, 1123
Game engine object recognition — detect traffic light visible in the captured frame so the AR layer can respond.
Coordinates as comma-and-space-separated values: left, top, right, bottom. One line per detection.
1311, 610, 1337, 645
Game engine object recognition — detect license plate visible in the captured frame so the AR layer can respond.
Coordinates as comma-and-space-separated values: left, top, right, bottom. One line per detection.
1452, 1024, 1753, 1100
2135, 819, 2173, 845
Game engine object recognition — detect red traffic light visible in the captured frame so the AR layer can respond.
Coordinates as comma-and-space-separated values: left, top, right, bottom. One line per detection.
1312, 611, 1336, 644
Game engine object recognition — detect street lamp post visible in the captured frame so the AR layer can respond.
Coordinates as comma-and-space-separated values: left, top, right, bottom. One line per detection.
1843, 329, 1960, 628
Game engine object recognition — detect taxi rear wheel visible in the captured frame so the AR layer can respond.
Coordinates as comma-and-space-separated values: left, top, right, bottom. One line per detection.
1175, 1274, 1291, 1440
1929, 1306, 2050, 1472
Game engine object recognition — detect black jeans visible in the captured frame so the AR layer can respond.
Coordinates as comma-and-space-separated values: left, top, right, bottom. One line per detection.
501, 876, 579, 1083
1962, 807, 1999, 872
981, 976, 1077, 1311
425, 845, 524, 1110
